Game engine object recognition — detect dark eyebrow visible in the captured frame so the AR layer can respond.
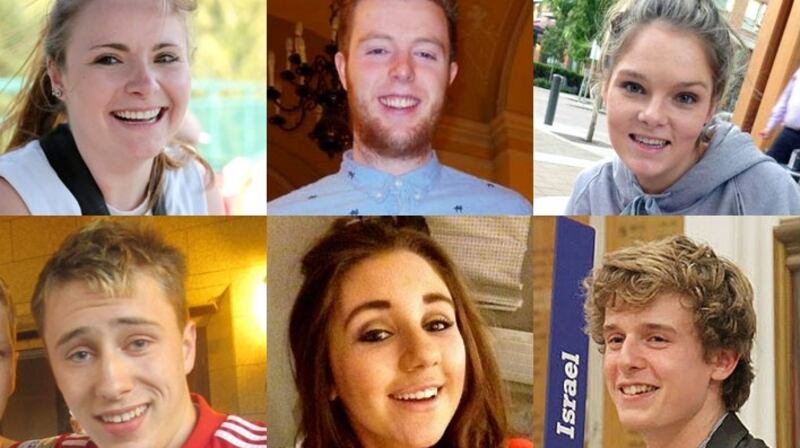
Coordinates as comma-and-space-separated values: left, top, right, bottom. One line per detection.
343, 292, 454, 329
55, 317, 161, 349
90, 42, 179, 52
617, 69, 708, 91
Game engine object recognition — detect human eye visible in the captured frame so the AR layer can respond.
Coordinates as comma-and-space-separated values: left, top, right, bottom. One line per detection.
415, 50, 438, 61
358, 328, 392, 343
621, 81, 644, 95
366, 47, 388, 56
93, 55, 122, 65
424, 318, 453, 332
647, 334, 670, 347
126, 338, 153, 353
605, 334, 624, 349
67, 349, 94, 363
155, 52, 179, 64
675, 92, 698, 105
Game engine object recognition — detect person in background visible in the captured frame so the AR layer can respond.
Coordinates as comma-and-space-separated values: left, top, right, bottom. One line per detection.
759, 65, 800, 165
0, 281, 19, 448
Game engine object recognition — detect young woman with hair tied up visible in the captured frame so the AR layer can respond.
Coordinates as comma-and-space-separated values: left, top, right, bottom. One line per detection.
0, 0, 224, 215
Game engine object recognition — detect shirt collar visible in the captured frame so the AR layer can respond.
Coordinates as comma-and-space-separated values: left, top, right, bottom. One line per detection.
698, 412, 729, 448
339, 149, 442, 201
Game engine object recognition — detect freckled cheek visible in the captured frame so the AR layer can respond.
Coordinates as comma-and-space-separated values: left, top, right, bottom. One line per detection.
443, 332, 466, 383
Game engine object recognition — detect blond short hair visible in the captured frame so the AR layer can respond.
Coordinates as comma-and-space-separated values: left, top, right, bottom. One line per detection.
583, 235, 756, 411
31, 220, 188, 333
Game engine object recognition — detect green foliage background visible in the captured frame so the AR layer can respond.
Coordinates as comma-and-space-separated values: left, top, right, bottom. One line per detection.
542, 0, 612, 63
0, 0, 266, 80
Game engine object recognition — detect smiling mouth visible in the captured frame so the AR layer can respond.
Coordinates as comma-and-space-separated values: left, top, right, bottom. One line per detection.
630, 134, 670, 150
620, 384, 659, 396
390, 386, 440, 402
111, 108, 167, 124
379, 95, 420, 110
98, 404, 149, 424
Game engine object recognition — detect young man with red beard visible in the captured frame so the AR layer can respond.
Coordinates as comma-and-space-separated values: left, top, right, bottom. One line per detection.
12, 221, 266, 448
583, 236, 768, 448
268, 0, 531, 216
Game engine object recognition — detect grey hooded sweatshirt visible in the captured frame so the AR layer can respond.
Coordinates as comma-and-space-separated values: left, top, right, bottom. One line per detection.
565, 120, 800, 215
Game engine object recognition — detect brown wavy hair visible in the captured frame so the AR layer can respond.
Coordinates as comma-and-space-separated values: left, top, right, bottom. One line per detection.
289, 217, 507, 447
583, 235, 756, 411
0, 0, 212, 211
335, 0, 458, 62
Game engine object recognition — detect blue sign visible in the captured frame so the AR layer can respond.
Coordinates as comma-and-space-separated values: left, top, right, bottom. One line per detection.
544, 217, 595, 448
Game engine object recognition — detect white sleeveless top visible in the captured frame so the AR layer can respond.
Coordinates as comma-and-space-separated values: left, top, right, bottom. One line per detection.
0, 139, 209, 215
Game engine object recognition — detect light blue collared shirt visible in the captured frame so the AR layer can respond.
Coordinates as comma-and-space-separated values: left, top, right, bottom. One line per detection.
268, 150, 531, 215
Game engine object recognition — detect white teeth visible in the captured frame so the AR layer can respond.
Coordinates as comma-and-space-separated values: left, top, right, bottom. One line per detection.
380, 96, 418, 109
100, 404, 147, 423
621, 384, 658, 396
392, 386, 438, 401
634, 135, 668, 146
113, 108, 161, 121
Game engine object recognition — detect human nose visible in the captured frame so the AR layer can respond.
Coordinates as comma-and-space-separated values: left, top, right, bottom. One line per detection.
637, 96, 668, 127
617, 339, 646, 372
125, 61, 158, 97
389, 52, 415, 83
399, 330, 440, 372
96, 353, 134, 400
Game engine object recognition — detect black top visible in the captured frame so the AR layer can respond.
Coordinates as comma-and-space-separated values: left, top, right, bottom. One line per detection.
707, 413, 769, 448
39, 124, 166, 215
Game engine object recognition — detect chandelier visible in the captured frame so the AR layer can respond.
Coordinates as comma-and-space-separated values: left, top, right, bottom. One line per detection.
267, 4, 352, 158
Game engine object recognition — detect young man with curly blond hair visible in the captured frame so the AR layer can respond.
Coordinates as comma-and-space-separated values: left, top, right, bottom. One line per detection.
583, 235, 768, 448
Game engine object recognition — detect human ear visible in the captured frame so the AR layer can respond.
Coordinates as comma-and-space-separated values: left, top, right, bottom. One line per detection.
709, 348, 739, 382
10, 350, 18, 395
448, 62, 458, 85
181, 320, 198, 375
46, 59, 65, 99
335, 52, 348, 91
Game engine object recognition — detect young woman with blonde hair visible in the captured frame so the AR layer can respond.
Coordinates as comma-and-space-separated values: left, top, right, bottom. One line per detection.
0, 0, 223, 215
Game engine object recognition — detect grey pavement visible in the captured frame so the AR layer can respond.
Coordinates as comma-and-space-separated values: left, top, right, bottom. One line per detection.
534, 86, 616, 200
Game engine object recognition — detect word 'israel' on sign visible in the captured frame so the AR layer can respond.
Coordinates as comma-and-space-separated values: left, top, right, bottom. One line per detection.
556, 350, 580, 439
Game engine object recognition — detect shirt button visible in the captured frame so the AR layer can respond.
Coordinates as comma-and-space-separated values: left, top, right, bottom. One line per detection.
394, 180, 403, 188
375, 192, 383, 199
414, 194, 421, 200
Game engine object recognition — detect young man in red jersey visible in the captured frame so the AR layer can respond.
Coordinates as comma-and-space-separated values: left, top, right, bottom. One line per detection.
13, 221, 266, 448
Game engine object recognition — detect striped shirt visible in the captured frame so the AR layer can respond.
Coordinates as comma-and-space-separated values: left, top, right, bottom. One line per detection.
11, 394, 266, 448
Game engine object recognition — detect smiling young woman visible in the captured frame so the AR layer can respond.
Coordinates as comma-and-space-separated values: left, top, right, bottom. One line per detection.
565, 0, 800, 215
287, 217, 531, 448
0, 0, 223, 215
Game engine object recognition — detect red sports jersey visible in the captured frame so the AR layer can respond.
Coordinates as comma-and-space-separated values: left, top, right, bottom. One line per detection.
11, 394, 266, 448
